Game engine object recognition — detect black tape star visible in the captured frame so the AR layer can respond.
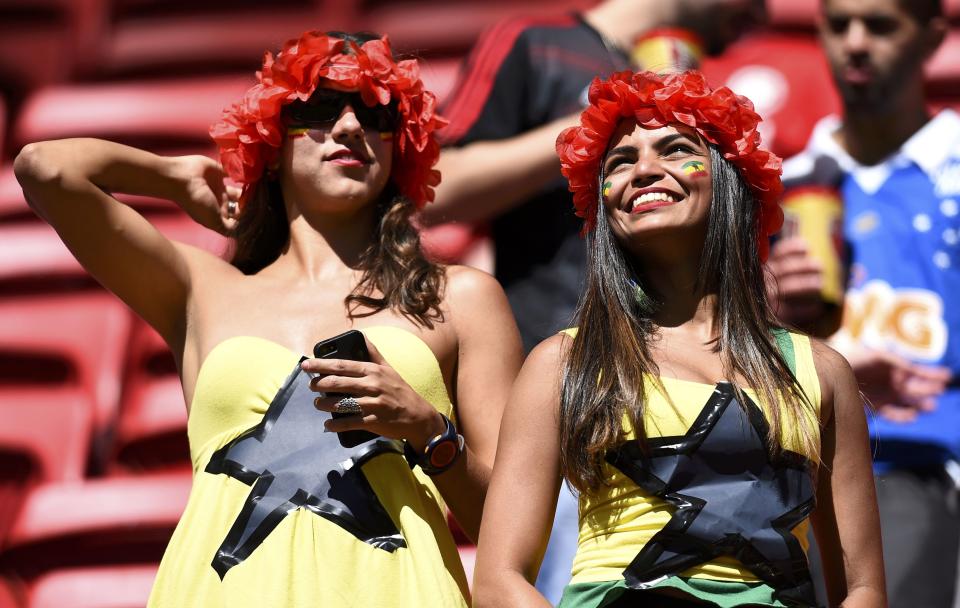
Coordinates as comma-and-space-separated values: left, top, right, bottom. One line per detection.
606, 382, 817, 607
204, 359, 406, 579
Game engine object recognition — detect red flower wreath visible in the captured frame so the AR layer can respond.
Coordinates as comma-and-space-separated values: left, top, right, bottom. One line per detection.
210, 31, 448, 208
556, 70, 783, 260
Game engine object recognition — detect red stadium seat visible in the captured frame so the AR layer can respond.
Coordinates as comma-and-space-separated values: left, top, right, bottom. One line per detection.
111, 322, 188, 473
13, 76, 251, 151
0, 576, 24, 608
0, 292, 131, 446
767, 0, 818, 29
927, 30, 960, 97
0, 8, 74, 94
112, 375, 189, 473
420, 222, 486, 264
0, 472, 190, 578
93, 5, 326, 78
0, 388, 93, 542
458, 544, 477, 589
418, 57, 462, 107
0, 167, 33, 224
0, 388, 92, 484
701, 32, 842, 160
28, 564, 158, 608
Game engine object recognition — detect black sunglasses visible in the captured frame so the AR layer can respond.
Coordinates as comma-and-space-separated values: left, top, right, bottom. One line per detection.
287, 90, 399, 133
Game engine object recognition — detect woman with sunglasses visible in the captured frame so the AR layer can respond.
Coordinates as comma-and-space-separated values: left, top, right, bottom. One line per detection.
15, 31, 522, 607
473, 71, 885, 607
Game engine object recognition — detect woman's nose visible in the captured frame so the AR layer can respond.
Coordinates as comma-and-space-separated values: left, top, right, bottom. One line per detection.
331, 105, 364, 141
629, 153, 665, 187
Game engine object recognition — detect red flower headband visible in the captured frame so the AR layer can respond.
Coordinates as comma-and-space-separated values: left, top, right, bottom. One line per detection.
210, 31, 448, 208
556, 70, 783, 260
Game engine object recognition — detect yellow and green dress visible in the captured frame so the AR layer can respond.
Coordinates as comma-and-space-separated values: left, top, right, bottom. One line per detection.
559, 329, 822, 608
148, 326, 470, 607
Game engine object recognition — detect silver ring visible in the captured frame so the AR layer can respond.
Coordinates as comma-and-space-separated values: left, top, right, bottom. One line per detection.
226, 200, 239, 216
335, 396, 363, 415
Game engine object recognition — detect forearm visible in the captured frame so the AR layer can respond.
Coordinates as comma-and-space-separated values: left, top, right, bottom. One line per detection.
839, 585, 887, 608
15, 138, 179, 207
430, 445, 491, 542
421, 114, 578, 225
473, 570, 551, 608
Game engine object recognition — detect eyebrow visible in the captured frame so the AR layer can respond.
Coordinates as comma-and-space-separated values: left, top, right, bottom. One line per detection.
604, 133, 701, 161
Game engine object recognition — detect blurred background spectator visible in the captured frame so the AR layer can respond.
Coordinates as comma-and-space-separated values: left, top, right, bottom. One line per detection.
0, 0, 957, 607
770, 0, 960, 606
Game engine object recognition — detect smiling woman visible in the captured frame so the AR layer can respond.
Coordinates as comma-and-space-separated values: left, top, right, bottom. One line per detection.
14, 29, 522, 608
472, 71, 886, 608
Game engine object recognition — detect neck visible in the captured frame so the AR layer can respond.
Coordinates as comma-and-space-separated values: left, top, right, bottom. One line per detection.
266, 199, 378, 283
583, 0, 670, 50
838, 83, 930, 165
636, 250, 717, 336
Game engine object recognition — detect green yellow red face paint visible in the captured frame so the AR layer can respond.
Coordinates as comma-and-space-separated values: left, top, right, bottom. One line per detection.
602, 181, 613, 201
682, 160, 708, 178
286, 126, 393, 141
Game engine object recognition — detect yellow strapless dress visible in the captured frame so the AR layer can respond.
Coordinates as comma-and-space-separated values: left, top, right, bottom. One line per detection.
147, 326, 469, 607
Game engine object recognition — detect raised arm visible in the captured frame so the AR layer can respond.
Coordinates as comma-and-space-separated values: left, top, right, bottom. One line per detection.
810, 341, 887, 607
420, 113, 578, 226
13, 138, 235, 346
473, 333, 567, 608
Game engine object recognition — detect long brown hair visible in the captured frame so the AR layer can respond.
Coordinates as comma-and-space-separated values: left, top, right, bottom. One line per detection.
229, 31, 445, 327
559, 146, 818, 493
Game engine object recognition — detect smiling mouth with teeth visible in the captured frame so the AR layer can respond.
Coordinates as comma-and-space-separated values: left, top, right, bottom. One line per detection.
630, 191, 681, 214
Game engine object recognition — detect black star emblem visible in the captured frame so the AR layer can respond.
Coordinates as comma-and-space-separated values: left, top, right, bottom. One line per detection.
606, 382, 817, 607
204, 359, 406, 579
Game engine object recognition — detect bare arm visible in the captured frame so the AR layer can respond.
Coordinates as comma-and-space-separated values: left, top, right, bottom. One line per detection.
307, 266, 524, 541
810, 341, 887, 608
13, 138, 235, 346
433, 265, 525, 539
473, 334, 567, 608
419, 113, 579, 226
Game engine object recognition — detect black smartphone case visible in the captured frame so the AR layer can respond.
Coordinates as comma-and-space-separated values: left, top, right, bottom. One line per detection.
313, 330, 379, 448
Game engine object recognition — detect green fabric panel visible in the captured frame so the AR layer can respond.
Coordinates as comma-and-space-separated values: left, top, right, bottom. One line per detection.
558, 577, 789, 608
771, 328, 797, 377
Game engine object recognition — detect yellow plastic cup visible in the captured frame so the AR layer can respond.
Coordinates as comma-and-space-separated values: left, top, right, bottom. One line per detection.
631, 28, 704, 73
780, 186, 845, 304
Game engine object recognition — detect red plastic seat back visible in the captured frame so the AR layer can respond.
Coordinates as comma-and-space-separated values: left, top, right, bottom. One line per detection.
701, 33, 841, 160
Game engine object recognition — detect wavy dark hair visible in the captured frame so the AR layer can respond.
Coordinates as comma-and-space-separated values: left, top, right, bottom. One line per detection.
559, 146, 819, 493
229, 31, 445, 327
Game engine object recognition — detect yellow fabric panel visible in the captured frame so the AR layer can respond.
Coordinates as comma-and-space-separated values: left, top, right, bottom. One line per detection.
567, 331, 820, 586
148, 328, 468, 607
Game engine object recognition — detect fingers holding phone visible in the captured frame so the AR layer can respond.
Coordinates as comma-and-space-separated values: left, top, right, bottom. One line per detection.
302, 330, 445, 452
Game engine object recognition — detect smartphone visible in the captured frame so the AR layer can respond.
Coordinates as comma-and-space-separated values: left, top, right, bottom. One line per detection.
313, 329, 378, 448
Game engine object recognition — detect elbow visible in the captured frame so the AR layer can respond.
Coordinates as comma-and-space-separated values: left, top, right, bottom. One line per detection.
14, 142, 66, 213
14, 142, 60, 185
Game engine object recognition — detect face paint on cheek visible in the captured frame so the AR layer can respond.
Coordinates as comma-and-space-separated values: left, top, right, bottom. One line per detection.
682, 160, 708, 179
379, 132, 394, 141
602, 181, 613, 201
287, 127, 310, 139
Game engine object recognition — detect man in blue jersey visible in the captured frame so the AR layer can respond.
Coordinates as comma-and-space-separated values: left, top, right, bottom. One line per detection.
772, 0, 957, 605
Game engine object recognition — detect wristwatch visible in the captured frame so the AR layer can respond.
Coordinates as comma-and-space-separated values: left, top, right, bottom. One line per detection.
404, 414, 464, 476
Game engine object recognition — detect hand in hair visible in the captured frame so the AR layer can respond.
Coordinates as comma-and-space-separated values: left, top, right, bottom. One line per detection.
165, 155, 241, 235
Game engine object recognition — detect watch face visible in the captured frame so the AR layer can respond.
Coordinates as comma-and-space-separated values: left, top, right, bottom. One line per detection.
429, 439, 459, 469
